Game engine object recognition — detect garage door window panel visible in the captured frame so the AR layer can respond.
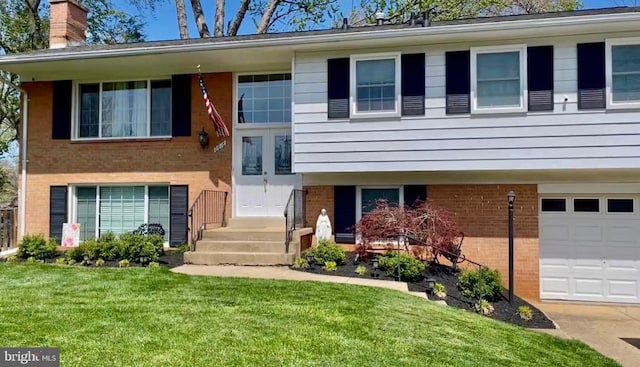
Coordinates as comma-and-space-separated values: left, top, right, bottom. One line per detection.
573, 198, 600, 213
607, 198, 634, 213
541, 198, 566, 212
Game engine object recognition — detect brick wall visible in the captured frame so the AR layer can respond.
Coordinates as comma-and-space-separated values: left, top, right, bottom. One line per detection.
304, 186, 334, 232
20, 73, 232, 237
428, 184, 539, 300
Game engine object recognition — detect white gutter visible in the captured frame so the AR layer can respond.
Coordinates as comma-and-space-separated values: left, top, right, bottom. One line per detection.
0, 12, 639, 65
0, 75, 27, 240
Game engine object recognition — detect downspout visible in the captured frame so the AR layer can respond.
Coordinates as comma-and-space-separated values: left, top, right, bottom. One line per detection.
0, 75, 28, 241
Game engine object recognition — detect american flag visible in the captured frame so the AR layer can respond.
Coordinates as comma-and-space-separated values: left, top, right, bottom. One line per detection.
198, 73, 230, 137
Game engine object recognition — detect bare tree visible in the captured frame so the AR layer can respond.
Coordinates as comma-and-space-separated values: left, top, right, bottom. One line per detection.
227, 0, 251, 36
189, 0, 210, 37
175, 0, 189, 39
215, 0, 225, 36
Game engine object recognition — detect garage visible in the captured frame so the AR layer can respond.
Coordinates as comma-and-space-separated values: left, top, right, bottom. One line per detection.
539, 188, 640, 303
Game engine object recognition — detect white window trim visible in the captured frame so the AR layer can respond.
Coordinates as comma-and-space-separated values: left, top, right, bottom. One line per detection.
571, 197, 602, 215
539, 197, 568, 214
604, 197, 636, 215
70, 184, 170, 243
356, 186, 404, 222
470, 44, 527, 114
605, 37, 640, 109
72, 78, 172, 141
349, 52, 402, 119
233, 71, 293, 127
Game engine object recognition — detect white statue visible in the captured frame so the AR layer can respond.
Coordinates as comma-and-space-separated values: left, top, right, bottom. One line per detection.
315, 208, 332, 241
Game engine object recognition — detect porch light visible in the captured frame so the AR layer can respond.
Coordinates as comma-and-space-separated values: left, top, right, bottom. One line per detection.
198, 128, 209, 149
372, 257, 379, 270
82, 253, 90, 266
507, 191, 516, 205
426, 278, 436, 295
306, 253, 314, 267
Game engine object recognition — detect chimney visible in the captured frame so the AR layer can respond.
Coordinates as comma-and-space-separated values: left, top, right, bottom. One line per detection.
375, 12, 385, 26
49, 0, 88, 49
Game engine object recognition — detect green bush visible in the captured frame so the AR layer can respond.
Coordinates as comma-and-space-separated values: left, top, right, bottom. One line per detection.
292, 257, 309, 269
95, 259, 105, 267
119, 233, 164, 262
67, 259, 76, 266
96, 233, 124, 261
55, 257, 65, 265
66, 233, 164, 263
118, 259, 130, 268
474, 299, 494, 315
433, 283, 447, 299
18, 234, 58, 260
304, 243, 346, 265
148, 262, 160, 268
323, 261, 337, 272
65, 240, 98, 262
175, 243, 190, 254
517, 305, 533, 321
457, 267, 503, 301
355, 265, 367, 276
6, 255, 18, 263
378, 252, 426, 282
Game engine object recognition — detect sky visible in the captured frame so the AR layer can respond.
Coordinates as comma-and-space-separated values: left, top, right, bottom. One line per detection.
113, 0, 630, 42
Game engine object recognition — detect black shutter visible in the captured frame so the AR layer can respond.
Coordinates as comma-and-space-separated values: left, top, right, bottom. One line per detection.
172, 74, 192, 136
52, 80, 72, 140
401, 53, 425, 116
327, 58, 350, 119
170, 185, 189, 246
577, 42, 606, 110
334, 186, 356, 244
403, 185, 427, 208
445, 51, 470, 114
527, 46, 554, 111
49, 186, 67, 243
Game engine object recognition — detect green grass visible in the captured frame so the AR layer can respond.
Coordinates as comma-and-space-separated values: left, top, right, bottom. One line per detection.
0, 264, 618, 367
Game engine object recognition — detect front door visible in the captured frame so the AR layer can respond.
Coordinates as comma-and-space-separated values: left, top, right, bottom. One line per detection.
235, 129, 301, 216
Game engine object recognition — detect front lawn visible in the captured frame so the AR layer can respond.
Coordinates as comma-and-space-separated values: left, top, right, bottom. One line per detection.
0, 264, 619, 367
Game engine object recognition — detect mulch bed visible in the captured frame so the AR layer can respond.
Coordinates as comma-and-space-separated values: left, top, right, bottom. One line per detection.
294, 252, 555, 329
2, 250, 185, 269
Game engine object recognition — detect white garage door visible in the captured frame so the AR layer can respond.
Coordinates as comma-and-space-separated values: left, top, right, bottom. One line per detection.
540, 196, 640, 303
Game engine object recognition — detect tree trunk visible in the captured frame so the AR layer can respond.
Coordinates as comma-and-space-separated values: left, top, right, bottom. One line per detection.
227, 0, 250, 36
214, 0, 225, 37
256, 0, 280, 34
189, 0, 211, 38
175, 0, 189, 39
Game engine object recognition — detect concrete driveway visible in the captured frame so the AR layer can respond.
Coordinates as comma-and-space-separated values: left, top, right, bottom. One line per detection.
536, 303, 640, 367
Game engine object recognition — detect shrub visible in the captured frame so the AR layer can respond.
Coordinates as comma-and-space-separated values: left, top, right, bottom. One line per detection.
304, 243, 346, 265
148, 261, 160, 268
55, 257, 65, 265
457, 267, 503, 301
378, 252, 426, 282
18, 234, 58, 260
118, 259, 130, 268
517, 305, 533, 321
119, 233, 164, 262
26, 256, 37, 264
292, 258, 309, 269
474, 299, 494, 316
67, 259, 76, 266
65, 240, 99, 262
355, 265, 367, 276
354, 200, 461, 261
6, 255, 18, 263
96, 233, 124, 261
323, 261, 337, 272
95, 259, 105, 267
433, 283, 447, 299
175, 243, 190, 254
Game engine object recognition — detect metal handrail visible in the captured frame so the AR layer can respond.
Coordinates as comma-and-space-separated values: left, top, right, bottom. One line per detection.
188, 190, 228, 251
284, 189, 306, 253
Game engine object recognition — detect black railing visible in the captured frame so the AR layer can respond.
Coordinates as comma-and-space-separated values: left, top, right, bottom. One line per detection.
188, 190, 228, 251
284, 189, 306, 253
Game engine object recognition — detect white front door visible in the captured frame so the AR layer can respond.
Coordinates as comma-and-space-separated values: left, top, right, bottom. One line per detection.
539, 196, 640, 303
234, 128, 301, 217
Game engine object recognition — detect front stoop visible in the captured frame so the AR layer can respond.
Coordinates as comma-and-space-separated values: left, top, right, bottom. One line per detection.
184, 218, 295, 266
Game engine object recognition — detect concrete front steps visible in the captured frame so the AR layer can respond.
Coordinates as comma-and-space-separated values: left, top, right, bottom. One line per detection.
184, 217, 295, 266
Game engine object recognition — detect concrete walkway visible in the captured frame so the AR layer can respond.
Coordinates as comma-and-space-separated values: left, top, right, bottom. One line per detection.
172, 264, 411, 293
535, 302, 640, 367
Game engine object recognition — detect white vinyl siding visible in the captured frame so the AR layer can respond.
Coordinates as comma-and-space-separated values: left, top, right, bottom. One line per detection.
606, 37, 640, 108
292, 32, 640, 173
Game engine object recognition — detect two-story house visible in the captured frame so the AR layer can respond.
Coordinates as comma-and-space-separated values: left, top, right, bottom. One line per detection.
2, 0, 640, 303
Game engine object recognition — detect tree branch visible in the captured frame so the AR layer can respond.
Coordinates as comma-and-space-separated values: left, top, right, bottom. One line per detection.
256, 0, 281, 34
227, 0, 251, 36
215, 0, 225, 37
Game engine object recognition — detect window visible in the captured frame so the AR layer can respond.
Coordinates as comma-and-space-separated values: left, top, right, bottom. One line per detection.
76, 80, 171, 139
274, 135, 292, 175
573, 198, 600, 213
237, 73, 291, 124
607, 199, 634, 213
73, 185, 169, 241
471, 46, 526, 113
541, 198, 566, 212
350, 53, 401, 117
357, 187, 402, 220
606, 38, 640, 108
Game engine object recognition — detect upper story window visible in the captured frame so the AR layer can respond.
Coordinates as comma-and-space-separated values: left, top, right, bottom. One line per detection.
606, 38, 640, 108
76, 79, 171, 139
471, 45, 527, 114
237, 73, 291, 124
350, 53, 401, 118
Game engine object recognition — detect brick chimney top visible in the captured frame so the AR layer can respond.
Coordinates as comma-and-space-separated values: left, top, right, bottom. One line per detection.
49, 0, 88, 49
